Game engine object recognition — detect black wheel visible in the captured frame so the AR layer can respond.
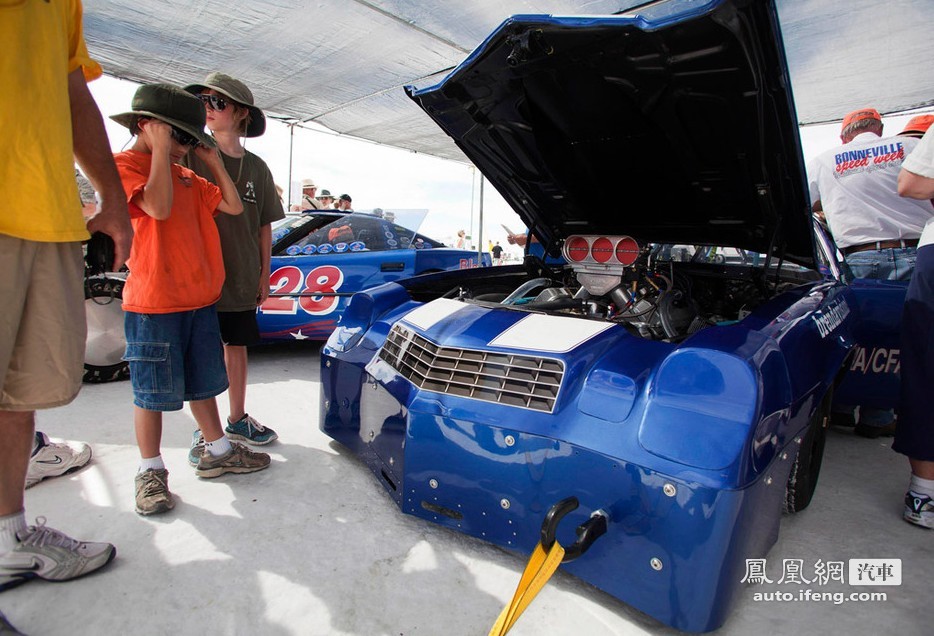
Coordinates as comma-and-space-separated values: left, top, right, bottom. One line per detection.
83, 276, 129, 383
783, 391, 831, 513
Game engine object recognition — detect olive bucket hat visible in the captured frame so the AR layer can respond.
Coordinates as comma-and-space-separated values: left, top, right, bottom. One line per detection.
110, 83, 216, 148
184, 72, 266, 137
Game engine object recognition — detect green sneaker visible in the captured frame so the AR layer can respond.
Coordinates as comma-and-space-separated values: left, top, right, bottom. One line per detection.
225, 414, 278, 445
188, 430, 205, 467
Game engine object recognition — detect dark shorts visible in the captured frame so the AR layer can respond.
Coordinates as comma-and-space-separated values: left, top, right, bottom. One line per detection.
123, 306, 229, 411
217, 309, 261, 347
894, 244, 934, 461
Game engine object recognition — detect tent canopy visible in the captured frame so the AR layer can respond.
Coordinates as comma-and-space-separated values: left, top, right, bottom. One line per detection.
84, 0, 933, 163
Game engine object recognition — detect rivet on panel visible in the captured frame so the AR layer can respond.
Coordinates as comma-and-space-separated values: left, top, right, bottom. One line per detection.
651, 558, 663, 571
663, 483, 676, 497
504, 435, 516, 447
500, 499, 511, 510
429, 479, 439, 489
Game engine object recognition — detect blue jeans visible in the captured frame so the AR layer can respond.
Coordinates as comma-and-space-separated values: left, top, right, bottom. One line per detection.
845, 246, 916, 281
838, 247, 916, 426
123, 306, 229, 411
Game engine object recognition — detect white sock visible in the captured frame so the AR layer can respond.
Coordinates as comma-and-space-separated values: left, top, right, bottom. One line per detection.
138, 455, 166, 473
205, 435, 232, 457
909, 475, 934, 498
0, 511, 28, 554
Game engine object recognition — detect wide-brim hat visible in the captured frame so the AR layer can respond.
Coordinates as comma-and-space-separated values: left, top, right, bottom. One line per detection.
300, 178, 317, 188
110, 83, 216, 148
317, 189, 335, 198
184, 72, 266, 138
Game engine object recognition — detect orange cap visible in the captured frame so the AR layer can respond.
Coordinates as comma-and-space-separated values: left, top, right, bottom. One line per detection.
900, 114, 934, 137
841, 108, 882, 131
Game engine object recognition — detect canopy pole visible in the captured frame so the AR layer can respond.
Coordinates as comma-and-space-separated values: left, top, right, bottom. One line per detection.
478, 173, 485, 262
287, 123, 296, 209
469, 166, 476, 250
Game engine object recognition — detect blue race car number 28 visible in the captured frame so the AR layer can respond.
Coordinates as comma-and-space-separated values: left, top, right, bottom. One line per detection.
259, 265, 344, 316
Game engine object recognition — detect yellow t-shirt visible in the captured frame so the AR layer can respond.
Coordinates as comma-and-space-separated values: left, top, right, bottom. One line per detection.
0, 0, 102, 242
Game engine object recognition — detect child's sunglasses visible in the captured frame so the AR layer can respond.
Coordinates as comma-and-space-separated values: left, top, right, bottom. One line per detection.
197, 94, 228, 112
170, 127, 201, 147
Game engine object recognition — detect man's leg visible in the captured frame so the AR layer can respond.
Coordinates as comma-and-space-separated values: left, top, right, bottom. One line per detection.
0, 411, 33, 518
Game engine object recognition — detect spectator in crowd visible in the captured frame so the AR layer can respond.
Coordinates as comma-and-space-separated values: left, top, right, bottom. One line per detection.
182, 72, 285, 461
898, 114, 934, 140
76, 169, 97, 218
894, 127, 934, 529
1, 0, 130, 596
454, 229, 467, 249
492, 241, 504, 265
336, 193, 353, 211
317, 189, 336, 209
110, 83, 269, 516
291, 178, 321, 211
808, 108, 933, 438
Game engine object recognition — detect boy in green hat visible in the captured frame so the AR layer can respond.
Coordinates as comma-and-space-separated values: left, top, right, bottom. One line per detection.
111, 83, 271, 516
182, 72, 284, 459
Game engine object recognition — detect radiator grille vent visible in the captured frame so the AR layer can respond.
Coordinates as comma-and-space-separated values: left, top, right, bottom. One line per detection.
378, 324, 564, 413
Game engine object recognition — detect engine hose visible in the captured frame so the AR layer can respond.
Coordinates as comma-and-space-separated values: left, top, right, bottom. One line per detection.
501, 277, 553, 305
525, 297, 584, 311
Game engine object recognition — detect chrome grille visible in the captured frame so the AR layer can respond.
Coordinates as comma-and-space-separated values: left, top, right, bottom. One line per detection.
379, 324, 564, 413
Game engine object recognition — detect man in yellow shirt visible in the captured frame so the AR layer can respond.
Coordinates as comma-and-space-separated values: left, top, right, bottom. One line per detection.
0, 0, 132, 594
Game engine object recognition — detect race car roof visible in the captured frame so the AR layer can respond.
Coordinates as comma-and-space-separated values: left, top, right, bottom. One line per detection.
84, 0, 932, 165
407, 0, 818, 263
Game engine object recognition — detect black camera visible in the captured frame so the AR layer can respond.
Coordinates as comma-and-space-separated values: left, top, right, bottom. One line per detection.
85, 231, 116, 275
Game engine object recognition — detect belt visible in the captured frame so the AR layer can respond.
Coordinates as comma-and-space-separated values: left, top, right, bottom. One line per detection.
843, 239, 919, 255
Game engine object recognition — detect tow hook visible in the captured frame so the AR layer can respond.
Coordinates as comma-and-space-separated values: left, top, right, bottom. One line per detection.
540, 496, 608, 563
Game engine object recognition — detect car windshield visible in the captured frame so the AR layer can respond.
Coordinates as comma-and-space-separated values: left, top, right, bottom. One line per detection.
272, 210, 442, 256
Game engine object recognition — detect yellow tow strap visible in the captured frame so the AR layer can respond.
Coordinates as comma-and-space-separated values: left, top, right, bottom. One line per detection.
488, 540, 566, 636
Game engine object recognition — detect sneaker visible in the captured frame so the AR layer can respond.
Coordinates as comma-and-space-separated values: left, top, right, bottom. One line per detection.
195, 442, 270, 479
903, 491, 934, 529
0, 611, 26, 635
225, 414, 278, 445
854, 420, 897, 439
26, 432, 92, 489
0, 517, 115, 591
134, 468, 175, 516
188, 429, 205, 467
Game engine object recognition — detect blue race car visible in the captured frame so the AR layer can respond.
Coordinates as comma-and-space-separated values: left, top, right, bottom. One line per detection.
257, 210, 488, 340
319, 1, 899, 631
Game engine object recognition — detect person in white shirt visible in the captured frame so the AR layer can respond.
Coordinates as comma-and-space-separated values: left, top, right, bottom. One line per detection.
893, 126, 934, 529
808, 108, 934, 438
290, 178, 322, 211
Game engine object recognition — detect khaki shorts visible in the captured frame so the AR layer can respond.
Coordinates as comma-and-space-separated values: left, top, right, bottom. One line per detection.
0, 235, 86, 410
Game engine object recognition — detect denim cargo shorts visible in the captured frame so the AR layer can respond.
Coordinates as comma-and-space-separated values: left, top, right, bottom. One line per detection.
123, 306, 229, 411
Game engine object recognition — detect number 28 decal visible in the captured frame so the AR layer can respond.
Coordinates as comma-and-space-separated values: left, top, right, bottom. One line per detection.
260, 265, 344, 316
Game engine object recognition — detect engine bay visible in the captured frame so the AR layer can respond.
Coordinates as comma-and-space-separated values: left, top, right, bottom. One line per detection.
445, 235, 818, 342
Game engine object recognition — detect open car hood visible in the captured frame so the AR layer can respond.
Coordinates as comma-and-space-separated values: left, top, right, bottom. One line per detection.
407, 0, 816, 267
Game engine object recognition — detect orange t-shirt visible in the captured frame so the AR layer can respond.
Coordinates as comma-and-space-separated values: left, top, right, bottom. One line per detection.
115, 150, 225, 313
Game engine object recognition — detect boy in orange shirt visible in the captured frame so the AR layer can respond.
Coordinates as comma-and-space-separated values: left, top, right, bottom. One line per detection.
111, 84, 270, 516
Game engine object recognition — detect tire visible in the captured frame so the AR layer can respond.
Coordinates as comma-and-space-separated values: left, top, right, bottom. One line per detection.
83, 276, 129, 383
783, 391, 831, 513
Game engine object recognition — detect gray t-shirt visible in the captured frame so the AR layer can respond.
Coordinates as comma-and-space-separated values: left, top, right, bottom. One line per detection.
183, 150, 285, 311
